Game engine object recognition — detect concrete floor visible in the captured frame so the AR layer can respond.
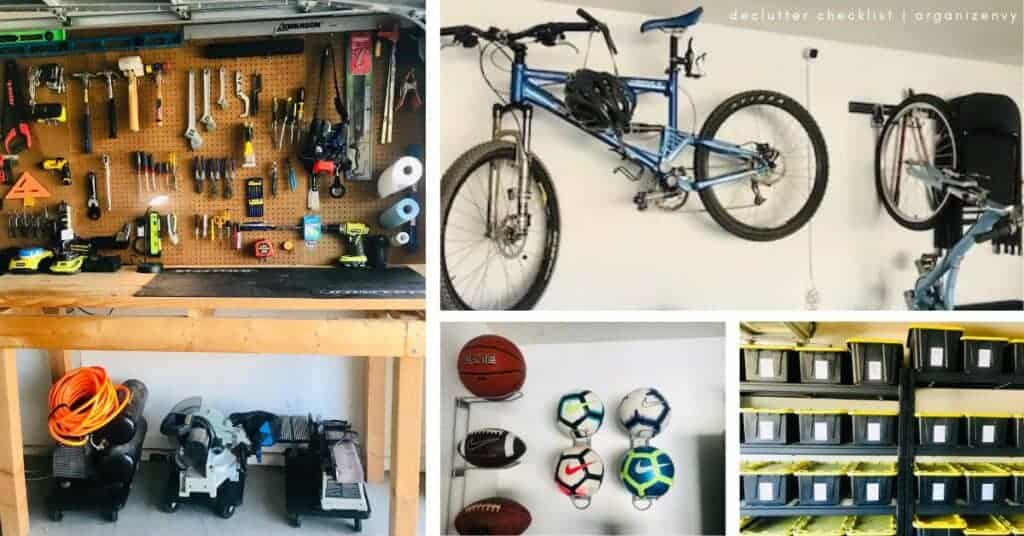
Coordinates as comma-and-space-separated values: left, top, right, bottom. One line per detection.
25, 458, 425, 535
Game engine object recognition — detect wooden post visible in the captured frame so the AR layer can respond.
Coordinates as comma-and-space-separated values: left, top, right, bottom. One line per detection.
389, 353, 423, 536
364, 356, 388, 483
48, 349, 76, 381
0, 348, 29, 536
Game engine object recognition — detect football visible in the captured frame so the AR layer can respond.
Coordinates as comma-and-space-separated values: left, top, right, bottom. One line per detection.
618, 387, 672, 439
554, 446, 604, 509
453, 497, 532, 535
457, 428, 527, 468
556, 390, 605, 439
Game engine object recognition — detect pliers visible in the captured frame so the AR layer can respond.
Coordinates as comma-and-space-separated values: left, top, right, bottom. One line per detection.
395, 69, 422, 111
2, 60, 32, 154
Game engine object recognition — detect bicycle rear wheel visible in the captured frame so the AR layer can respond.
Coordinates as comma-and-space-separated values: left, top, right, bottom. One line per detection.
441, 141, 560, 311
695, 90, 829, 242
875, 94, 957, 230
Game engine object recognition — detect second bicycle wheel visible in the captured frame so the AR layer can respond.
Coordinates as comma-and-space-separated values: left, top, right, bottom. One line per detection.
441, 141, 560, 311
875, 94, 957, 230
694, 90, 829, 242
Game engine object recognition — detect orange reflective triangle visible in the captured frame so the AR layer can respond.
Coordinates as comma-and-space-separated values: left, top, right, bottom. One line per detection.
5, 172, 50, 199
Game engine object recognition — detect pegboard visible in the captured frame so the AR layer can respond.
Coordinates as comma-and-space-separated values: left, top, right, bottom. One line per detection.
0, 30, 425, 267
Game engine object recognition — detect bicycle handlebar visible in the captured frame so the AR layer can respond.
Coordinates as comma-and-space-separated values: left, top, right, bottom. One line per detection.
576, 8, 617, 55
441, 9, 616, 54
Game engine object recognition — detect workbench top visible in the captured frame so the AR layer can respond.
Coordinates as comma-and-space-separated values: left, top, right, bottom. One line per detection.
0, 265, 425, 311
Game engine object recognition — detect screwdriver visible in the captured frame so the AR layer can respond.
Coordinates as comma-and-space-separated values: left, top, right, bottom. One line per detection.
293, 88, 304, 144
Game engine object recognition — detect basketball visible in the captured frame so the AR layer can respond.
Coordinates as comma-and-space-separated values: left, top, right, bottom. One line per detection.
458, 335, 526, 398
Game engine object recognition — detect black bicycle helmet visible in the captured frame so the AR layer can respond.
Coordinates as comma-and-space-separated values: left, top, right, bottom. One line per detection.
564, 69, 636, 134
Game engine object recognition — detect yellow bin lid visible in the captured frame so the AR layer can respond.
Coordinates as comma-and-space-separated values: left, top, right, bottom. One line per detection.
742, 344, 795, 350
1010, 339, 1024, 344
909, 324, 965, 332
963, 515, 1011, 535
794, 462, 853, 476
914, 515, 968, 529
1000, 514, 1024, 534
847, 337, 903, 345
915, 462, 962, 477
741, 516, 805, 535
849, 461, 898, 477
741, 408, 794, 414
847, 515, 897, 536
741, 461, 804, 475
793, 515, 850, 535
793, 409, 847, 415
850, 409, 899, 417
966, 413, 1014, 419
956, 462, 1010, 477
916, 411, 963, 418
796, 346, 847, 353
962, 336, 1010, 342
998, 463, 1024, 476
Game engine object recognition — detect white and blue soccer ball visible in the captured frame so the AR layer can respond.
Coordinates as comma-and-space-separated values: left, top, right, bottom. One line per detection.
556, 390, 605, 439
617, 388, 671, 439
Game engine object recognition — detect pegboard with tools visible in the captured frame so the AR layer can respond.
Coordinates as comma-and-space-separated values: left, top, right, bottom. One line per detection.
0, 27, 425, 270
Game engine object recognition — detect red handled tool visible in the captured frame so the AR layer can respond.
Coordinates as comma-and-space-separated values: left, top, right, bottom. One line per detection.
2, 60, 32, 154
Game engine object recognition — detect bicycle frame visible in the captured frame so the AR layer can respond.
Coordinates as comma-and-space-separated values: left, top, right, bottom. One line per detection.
910, 209, 1004, 311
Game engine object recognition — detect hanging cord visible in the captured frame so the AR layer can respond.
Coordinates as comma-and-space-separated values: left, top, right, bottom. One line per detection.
48, 366, 131, 447
804, 51, 819, 310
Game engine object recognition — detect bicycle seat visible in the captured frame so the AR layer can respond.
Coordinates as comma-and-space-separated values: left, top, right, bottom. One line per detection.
641, 6, 703, 33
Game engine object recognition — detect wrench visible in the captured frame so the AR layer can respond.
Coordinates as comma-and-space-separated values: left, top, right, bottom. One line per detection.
200, 68, 216, 131
235, 71, 249, 117
101, 154, 112, 211
217, 66, 227, 109
184, 70, 203, 151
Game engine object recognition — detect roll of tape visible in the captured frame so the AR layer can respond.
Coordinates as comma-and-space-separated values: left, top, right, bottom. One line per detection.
390, 231, 410, 247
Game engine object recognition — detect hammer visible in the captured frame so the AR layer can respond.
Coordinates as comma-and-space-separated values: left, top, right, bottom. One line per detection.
118, 56, 144, 132
97, 71, 120, 138
145, 62, 171, 127
70, 72, 95, 153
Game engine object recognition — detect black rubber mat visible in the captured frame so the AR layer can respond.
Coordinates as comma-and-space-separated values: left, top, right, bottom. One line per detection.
135, 267, 424, 299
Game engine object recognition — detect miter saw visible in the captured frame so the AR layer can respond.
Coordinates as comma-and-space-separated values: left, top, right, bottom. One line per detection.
159, 397, 279, 519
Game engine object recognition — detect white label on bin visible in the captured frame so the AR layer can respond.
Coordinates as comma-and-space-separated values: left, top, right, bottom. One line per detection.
868, 361, 883, 381
983, 424, 996, 444
867, 422, 882, 442
932, 482, 946, 501
758, 421, 775, 440
758, 357, 775, 377
758, 482, 775, 501
814, 422, 828, 441
979, 348, 992, 368
982, 483, 995, 501
814, 359, 829, 380
930, 347, 945, 367
814, 482, 828, 502
866, 482, 880, 502
934, 424, 947, 443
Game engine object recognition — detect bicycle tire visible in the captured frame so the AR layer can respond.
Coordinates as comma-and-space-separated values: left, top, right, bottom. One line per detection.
695, 90, 829, 242
874, 93, 956, 231
441, 141, 561, 311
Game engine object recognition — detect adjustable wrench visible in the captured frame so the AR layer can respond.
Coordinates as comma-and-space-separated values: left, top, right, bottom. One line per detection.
184, 70, 203, 150
200, 68, 216, 131
235, 71, 249, 117
217, 66, 227, 110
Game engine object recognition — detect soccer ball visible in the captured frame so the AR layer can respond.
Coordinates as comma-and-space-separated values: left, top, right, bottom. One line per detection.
554, 446, 604, 508
619, 446, 675, 509
556, 390, 605, 439
617, 388, 671, 439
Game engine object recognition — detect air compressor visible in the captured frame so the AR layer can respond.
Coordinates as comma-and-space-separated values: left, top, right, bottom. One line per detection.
46, 374, 149, 522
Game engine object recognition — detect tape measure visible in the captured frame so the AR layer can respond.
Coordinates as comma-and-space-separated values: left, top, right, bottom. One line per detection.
253, 238, 274, 260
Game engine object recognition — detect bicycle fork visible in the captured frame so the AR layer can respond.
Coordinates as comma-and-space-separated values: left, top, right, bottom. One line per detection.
487, 103, 534, 240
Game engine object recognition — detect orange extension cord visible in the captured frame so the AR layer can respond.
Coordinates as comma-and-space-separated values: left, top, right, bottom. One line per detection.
48, 366, 131, 447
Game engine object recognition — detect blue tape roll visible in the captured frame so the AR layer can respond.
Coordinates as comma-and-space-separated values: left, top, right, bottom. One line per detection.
379, 198, 420, 229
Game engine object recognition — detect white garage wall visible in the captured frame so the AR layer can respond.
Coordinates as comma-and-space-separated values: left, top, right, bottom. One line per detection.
440, 0, 1023, 310
441, 322, 726, 535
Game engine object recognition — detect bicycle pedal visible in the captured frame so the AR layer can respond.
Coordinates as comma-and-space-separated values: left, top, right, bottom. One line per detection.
633, 192, 650, 211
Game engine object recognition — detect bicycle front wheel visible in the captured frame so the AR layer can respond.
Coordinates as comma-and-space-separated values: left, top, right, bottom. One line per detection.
875, 94, 957, 230
441, 141, 560, 311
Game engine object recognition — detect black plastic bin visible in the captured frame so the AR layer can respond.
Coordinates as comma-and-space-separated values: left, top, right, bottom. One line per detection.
741, 408, 795, 445
917, 412, 962, 446
796, 410, 847, 445
847, 338, 902, 385
999, 462, 1024, 503
794, 462, 850, 506
1012, 340, 1024, 375
851, 410, 899, 446
740, 461, 799, 506
742, 344, 796, 382
915, 462, 962, 505
962, 336, 1009, 374
958, 462, 1010, 504
909, 325, 965, 372
849, 462, 897, 506
797, 347, 847, 384
966, 413, 1012, 448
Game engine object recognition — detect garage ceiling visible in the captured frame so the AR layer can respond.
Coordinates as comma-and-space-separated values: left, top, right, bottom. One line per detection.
548, 0, 1023, 65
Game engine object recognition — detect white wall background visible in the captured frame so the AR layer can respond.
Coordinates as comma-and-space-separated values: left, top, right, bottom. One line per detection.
441, 322, 726, 535
441, 0, 1024, 310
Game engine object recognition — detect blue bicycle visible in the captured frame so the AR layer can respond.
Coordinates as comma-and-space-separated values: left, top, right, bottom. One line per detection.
441, 7, 829, 310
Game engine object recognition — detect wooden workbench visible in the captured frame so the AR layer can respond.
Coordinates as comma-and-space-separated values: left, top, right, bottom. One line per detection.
0, 268, 425, 536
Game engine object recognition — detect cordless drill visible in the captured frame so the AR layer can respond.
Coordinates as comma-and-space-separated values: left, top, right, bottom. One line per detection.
41, 157, 71, 185
338, 222, 368, 268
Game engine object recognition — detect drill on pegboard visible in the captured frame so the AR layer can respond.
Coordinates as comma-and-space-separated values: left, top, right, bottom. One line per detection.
337, 222, 368, 268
